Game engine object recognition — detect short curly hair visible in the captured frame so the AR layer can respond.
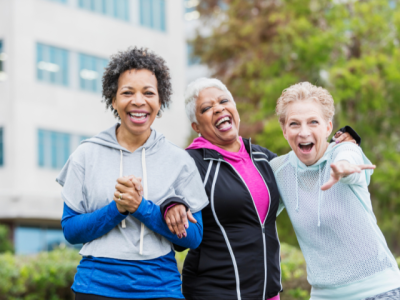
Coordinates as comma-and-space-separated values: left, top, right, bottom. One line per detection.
276, 82, 335, 126
102, 47, 173, 118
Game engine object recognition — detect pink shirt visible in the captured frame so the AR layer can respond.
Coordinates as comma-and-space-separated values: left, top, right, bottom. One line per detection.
187, 137, 270, 229
187, 137, 279, 300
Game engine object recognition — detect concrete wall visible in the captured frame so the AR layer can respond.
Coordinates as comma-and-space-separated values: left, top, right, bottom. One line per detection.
0, 0, 189, 221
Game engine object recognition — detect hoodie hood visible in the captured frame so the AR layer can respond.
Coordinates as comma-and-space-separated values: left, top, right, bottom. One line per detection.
83, 123, 165, 156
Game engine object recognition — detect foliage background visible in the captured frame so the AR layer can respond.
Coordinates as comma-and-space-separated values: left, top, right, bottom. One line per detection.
191, 0, 400, 254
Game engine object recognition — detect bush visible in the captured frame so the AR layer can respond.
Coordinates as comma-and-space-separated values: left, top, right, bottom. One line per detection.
0, 247, 80, 300
0, 245, 397, 300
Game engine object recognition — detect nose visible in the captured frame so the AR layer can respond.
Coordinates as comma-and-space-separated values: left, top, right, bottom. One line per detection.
131, 93, 146, 107
213, 102, 225, 114
299, 125, 311, 138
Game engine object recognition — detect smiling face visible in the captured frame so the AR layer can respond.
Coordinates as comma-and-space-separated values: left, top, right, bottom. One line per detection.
112, 69, 161, 139
192, 87, 240, 148
283, 99, 333, 166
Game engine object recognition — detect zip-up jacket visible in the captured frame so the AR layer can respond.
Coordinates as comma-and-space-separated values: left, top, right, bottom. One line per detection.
182, 138, 282, 300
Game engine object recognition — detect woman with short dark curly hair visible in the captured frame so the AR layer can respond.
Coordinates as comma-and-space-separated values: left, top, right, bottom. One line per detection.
56, 47, 208, 300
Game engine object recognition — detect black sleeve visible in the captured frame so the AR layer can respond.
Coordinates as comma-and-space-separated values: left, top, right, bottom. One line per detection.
172, 243, 188, 252
159, 197, 189, 218
330, 125, 362, 146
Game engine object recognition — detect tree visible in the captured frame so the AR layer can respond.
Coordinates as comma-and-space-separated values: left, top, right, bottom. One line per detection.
192, 0, 400, 254
0, 225, 14, 253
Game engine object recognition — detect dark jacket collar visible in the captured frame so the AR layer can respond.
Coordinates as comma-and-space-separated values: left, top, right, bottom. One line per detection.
199, 138, 253, 161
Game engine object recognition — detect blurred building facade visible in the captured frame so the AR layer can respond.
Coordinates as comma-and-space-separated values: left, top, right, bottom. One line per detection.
0, 0, 192, 254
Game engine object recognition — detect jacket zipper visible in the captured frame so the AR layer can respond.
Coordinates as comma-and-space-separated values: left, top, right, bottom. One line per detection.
216, 153, 270, 300
248, 141, 272, 300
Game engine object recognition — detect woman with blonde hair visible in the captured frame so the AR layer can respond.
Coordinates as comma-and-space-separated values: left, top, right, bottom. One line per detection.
270, 82, 400, 300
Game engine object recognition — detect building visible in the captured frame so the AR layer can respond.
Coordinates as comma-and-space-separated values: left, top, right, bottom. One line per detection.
0, 0, 191, 254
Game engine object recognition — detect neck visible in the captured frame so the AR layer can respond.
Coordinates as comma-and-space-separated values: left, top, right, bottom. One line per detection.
116, 124, 151, 153
213, 137, 241, 153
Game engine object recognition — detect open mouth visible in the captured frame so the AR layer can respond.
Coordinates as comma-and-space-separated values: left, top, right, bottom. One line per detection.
129, 112, 149, 124
298, 142, 314, 153
215, 115, 232, 132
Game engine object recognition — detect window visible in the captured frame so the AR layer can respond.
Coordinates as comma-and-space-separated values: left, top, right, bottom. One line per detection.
79, 53, 108, 93
36, 43, 69, 86
0, 40, 6, 81
140, 0, 166, 32
0, 128, 3, 166
38, 129, 71, 169
184, 0, 199, 21
15, 226, 81, 254
187, 43, 200, 66
78, 0, 130, 21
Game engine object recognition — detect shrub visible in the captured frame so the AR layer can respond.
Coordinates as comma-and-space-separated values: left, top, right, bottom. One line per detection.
0, 247, 80, 300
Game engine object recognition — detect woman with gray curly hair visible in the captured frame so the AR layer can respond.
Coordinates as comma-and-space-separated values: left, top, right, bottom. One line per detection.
56, 47, 208, 300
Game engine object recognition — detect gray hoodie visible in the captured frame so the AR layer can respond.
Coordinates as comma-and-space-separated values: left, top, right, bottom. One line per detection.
56, 124, 209, 261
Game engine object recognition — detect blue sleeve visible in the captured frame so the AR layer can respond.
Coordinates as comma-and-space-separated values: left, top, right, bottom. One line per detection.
132, 198, 203, 249
61, 201, 128, 244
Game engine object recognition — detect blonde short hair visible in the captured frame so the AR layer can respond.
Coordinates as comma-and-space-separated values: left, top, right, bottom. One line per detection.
276, 82, 335, 126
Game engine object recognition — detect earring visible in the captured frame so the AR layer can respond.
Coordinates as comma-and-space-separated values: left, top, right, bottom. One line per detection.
198, 133, 201, 137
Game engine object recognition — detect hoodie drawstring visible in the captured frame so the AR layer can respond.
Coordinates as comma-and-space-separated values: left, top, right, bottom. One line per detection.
295, 164, 299, 211
119, 148, 147, 255
317, 164, 322, 227
139, 148, 147, 255
295, 162, 323, 227
120, 150, 126, 229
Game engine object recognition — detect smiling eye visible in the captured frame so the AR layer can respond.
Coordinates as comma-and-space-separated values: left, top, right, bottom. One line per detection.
289, 122, 298, 126
122, 91, 132, 95
311, 120, 319, 124
220, 99, 229, 104
145, 91, 155, 96
201, 107, 211, 114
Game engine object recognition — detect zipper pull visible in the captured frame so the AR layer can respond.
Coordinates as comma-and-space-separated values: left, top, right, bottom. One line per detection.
262, 224, 265, 233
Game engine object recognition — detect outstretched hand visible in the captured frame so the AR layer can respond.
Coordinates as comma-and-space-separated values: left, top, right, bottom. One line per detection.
321, 160, 376, 191
165, 204, 197, 238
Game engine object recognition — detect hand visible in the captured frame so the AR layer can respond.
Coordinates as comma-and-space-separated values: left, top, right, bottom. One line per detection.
113, 176, 143, 213
333, 131, 357, 145
165, 204, 197, 238
321, 160, 376, 191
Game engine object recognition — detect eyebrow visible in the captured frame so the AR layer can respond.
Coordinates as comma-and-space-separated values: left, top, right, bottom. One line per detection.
120, 85, 156, 90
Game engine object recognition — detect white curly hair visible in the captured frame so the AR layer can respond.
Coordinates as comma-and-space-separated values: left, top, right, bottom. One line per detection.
184, 77, 235, 123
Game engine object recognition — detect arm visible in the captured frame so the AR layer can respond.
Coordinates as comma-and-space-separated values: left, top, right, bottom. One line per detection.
132, 198, 203, 249
61, 202, 128, 244
321, 145, 376, 190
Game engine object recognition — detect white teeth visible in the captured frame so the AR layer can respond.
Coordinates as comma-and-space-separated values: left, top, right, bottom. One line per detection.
130, 113, 147, 117
216, 117, 230, 127
300, 143, 312, 145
